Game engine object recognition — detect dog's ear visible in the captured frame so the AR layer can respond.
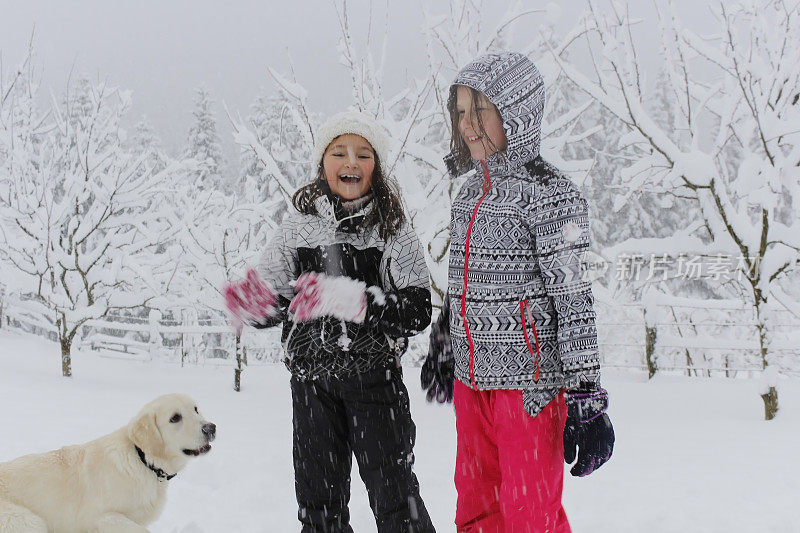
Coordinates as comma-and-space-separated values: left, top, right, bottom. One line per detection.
128, 411, 166, 458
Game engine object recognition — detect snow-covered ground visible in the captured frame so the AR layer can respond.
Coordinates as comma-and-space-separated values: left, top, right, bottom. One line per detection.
0, 329, 798, 532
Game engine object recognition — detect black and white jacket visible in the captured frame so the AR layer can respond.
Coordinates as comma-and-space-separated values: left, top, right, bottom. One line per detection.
443, 52, 606, 418
256, 193, 432, 379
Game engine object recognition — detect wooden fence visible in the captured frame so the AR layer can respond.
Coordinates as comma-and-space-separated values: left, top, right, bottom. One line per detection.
2, 295, 798, 377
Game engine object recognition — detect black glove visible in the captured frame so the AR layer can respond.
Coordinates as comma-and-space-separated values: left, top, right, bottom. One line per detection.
420, 296, 454, 403
563, 389, 614, 477
420, 346, 454, 403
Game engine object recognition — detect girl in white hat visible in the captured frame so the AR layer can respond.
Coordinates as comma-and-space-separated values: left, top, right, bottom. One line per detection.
224, 110, 436, 532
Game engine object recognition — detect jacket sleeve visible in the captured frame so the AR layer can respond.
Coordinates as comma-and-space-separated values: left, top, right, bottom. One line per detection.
532, 178, 603, 396
364, 220, 432, 337
253, 217, 299, 329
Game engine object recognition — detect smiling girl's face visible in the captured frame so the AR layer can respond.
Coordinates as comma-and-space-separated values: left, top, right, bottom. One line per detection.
455, 85, 508, 161
321, 134, 376, 201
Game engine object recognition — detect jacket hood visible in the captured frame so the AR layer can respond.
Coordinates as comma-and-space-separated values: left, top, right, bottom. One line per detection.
444, 52, 546, 177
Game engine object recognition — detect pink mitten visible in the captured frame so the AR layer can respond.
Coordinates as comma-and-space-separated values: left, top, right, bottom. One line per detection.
223, 268, 278, 330
289, 272, 367, 323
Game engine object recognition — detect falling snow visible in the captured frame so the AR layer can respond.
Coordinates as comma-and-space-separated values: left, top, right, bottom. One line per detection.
0, 331, 798, 532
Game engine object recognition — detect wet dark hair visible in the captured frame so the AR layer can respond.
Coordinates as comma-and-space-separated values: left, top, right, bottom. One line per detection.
292, 150, 406, 240
447, 85, 505, 171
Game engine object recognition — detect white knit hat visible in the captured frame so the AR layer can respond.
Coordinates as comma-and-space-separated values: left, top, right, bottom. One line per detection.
312, 110, 390, 172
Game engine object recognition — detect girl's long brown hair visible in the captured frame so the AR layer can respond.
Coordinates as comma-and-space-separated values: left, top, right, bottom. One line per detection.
292, 152, 405, 241
447, 85, 505, 171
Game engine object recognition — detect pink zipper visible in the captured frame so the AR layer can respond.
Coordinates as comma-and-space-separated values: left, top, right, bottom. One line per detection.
520, 299, 541, 382
461, 160, 492, 389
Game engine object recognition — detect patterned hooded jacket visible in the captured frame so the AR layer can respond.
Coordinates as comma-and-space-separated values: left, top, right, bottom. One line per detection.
443, 52, 606, 418
256, 191, 431, 379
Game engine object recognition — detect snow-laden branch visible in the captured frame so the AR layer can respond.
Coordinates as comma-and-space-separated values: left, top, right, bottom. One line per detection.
227, 104, 296, 210
555, 0, 800, 401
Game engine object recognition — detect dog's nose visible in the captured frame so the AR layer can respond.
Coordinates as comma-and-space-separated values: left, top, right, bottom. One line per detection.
202, 423, 216, 439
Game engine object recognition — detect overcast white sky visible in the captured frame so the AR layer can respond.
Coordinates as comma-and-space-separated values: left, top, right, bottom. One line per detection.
1, 0, 716, 162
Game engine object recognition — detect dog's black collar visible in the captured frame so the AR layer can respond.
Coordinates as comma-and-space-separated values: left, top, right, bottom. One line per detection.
135, 445, 176, 481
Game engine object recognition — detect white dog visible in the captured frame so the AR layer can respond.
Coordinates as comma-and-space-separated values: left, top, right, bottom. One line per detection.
0, 393, 215, 532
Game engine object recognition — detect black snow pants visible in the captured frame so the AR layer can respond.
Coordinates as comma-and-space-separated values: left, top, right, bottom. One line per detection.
290, 364, 436, 533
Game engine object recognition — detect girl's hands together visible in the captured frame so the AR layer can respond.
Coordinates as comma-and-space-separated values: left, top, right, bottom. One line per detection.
289, 272, 367, 324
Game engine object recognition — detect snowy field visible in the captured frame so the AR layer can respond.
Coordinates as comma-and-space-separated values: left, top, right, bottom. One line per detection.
0, 329, 798, 532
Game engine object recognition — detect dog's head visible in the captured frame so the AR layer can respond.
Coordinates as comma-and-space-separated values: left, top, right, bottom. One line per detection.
127, 393, 216, 471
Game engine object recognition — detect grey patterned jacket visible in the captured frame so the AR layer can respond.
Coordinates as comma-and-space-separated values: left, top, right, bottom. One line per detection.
443, 52, 607, 418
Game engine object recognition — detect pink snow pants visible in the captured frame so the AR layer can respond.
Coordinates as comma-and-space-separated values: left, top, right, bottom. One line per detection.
453, 380, 571, 533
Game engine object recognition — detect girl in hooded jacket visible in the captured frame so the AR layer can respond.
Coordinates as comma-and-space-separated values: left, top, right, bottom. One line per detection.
421, 52, 615, 532
225, 110, 436, 533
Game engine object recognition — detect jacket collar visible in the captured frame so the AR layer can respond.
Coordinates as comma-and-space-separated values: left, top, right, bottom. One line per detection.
313, 189, 375, 233
475, 152, 510, 177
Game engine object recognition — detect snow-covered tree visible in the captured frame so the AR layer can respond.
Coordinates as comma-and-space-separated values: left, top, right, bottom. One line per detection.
130, 116, 168, 174
185, 85, 225, 191
555, 0, 800, 419
0, 76, 178, 376
165, 178, 279, 390
229, 69, 315, 208
0, 44, 46, 304
236, 90, 314, 226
